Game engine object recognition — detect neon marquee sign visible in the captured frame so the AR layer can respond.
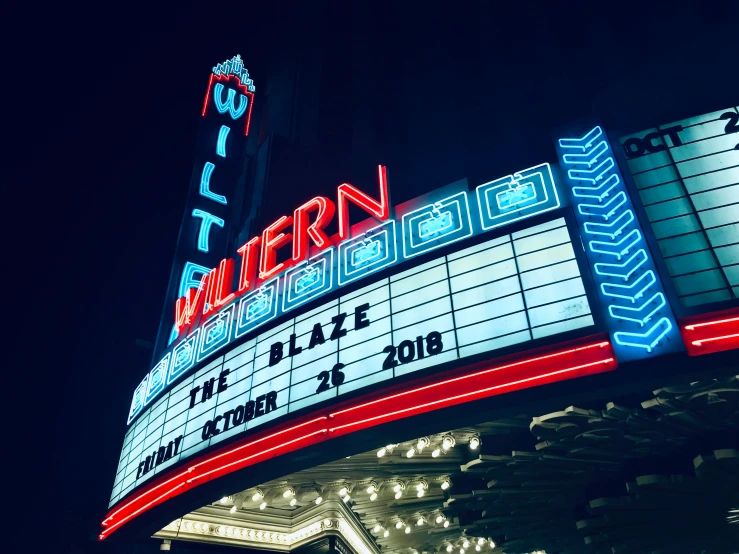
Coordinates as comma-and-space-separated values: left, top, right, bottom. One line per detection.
129, 163, 563, 424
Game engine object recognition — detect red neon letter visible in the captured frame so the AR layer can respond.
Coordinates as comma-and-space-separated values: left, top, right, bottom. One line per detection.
260, 216, 293, 280
203, 267, 220, 317
236, 236, 260, 293
292, 196, 336, 262
337, 165, 390, 240
213, 258, 235, 308
174, 272, 210, 334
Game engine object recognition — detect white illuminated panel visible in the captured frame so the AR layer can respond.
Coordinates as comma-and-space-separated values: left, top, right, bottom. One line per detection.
109, 218, 593, 506
619, 108, 739, 306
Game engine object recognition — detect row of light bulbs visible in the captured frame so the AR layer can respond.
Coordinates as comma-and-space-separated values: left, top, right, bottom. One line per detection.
377, 434, 480, 459
373, 511, 451, 538
443, 537, 496, 554
233, 475, 452, 511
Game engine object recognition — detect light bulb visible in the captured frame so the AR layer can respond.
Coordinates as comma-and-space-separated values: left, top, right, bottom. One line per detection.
290, 498, 297, 506
377, 447, 387, 457
460, 549, 465, 554
489, 541, 495, 549
478, 539, 485, 545
367, 484, 376, 494
259, 502, 267, 510
406, 447, 416, 458
463, 541, 470, 548
417, 490, 425, 498
383, 530, 390, 538
393, 484, 402, 493
339, 487, 348, 497
441, 435, 455, 451
435, 515, 444, 524
447, 546, 453, 552
373, 525, 381, 533
475, 546, 481, 551
417, 518, 424, 526
370, 492, 378, 501
405, 527, 411, 534
441, 479, 451, 490
395, 491, 403, 499
396, 521, 404, 529
417, 437, 429, 451
252, 491, 263, 502
342, 494, 351, 503
443, 520, 449, 528
431, 448, 441, 458
469, 435, 480, 450
283, 488, 294, 498
315, 496, 323, 505
220, 497, 228, 504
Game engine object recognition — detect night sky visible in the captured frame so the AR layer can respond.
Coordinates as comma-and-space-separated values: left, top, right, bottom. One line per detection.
9, 2, 737, 553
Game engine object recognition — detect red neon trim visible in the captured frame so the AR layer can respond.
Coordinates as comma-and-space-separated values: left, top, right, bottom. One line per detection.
100, 335, 615, 539
329, 341, 609, 418
685, 317, 739, 331
189, 429, 328, 483
259, 216, 294, 280
188, 416, 328, 470
328, 360, 613, 432
337, 165, 390, 240
679, 307, 739, 356
102, 416, 328, 526
201, 73, 255, 136
692, 333, 739, 345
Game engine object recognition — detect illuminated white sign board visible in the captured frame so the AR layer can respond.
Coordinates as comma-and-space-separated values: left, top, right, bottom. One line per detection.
110, 216, 595, 506
618, 107, 739, 307
128, 166, 562, 424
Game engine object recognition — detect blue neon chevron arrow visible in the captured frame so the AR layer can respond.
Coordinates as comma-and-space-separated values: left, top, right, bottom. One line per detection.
614, 317, 673, 352
601, 270, 656, 302
595, 249, 648, 279
573, 174, 620, 201
568, 157, 615, 183
609, 292, 666, 326
563, 141, 609, 166
589, 229, 642, 259
558, 126, 603, 151
583, 210, 634, 239
578, 191, 627, 219
557, 123, 681, 362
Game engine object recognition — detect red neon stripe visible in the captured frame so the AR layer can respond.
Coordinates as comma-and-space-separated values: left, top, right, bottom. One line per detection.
328, 359, 613, 432
189, 417, 328, 471
190, 429, 328, 482
103, 416, 327, 526
329, 341, 609, 418
685, 317, 739, 331
679, 308, 739, 356
692, 333, 739, 345
100, 336, 615, 539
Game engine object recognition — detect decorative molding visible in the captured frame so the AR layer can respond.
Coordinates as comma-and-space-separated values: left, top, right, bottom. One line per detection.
154, 499, 378, 554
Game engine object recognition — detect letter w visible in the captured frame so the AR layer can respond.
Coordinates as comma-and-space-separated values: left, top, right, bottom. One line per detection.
214, 83, 248, 120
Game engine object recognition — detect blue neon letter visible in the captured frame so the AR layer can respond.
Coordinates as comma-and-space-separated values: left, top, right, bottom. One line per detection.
216, 125, 230, 157
199, 162, 227, 205
192, 209, 225, 253
213, 83, 248, 120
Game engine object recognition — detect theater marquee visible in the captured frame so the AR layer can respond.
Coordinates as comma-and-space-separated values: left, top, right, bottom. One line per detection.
102, 56, 738, 542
